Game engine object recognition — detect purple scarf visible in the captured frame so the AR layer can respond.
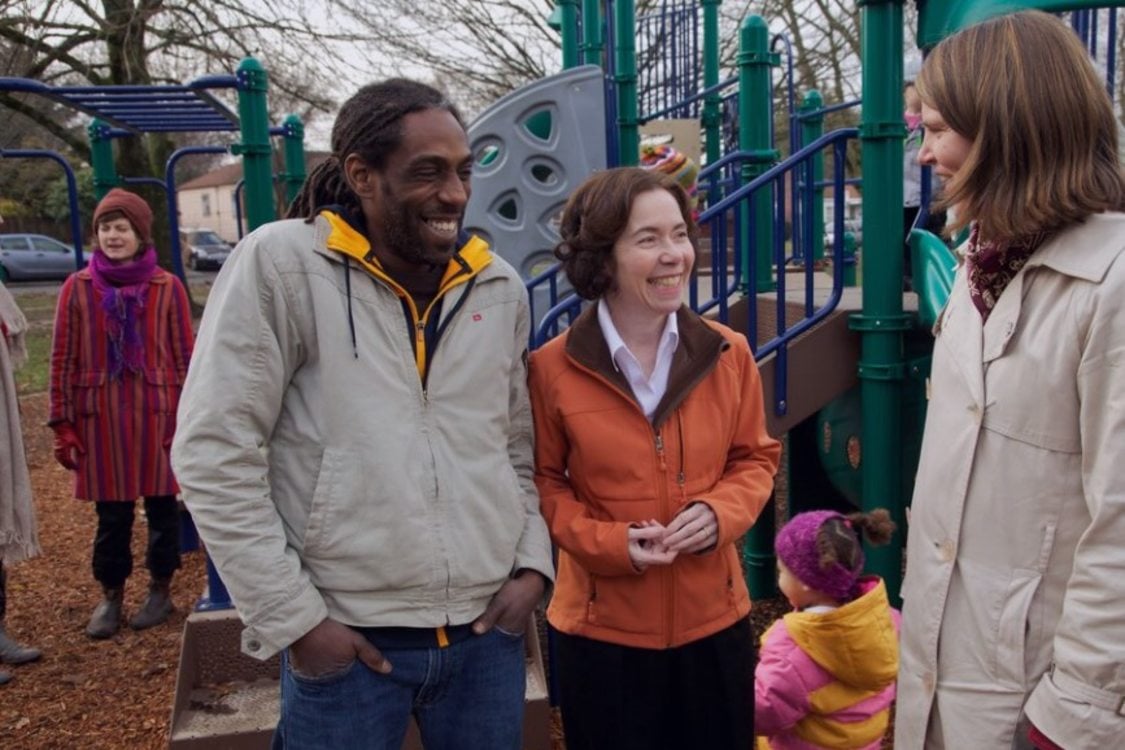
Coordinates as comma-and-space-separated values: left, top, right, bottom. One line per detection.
88, 246, 159, 379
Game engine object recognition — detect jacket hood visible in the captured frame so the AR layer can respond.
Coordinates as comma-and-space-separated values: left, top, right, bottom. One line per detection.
783, 577, 899, 691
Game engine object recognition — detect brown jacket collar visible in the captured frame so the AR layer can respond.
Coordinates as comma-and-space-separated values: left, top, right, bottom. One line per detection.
564, 304, 730, 428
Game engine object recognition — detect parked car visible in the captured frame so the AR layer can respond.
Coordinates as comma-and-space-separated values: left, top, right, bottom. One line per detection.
0, 233, 88, 282
181, 228, 233, 270
825, 219, 863, 251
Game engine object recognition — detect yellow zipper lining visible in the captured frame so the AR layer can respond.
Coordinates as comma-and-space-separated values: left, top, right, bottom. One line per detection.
320, 210, 491, 378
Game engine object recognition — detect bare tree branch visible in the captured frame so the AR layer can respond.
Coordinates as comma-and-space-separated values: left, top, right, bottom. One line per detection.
0, 92, 91, 157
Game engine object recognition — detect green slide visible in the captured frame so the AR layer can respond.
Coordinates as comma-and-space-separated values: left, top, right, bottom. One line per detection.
910, 228, 958, 329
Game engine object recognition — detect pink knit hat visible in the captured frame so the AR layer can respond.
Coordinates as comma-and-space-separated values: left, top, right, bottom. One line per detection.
775, 510, 864, 601
93, 188, 154, 245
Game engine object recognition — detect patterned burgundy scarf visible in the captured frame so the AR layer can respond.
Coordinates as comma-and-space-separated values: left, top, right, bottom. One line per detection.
88, 246, 159, 379
964, 224, 1049, 321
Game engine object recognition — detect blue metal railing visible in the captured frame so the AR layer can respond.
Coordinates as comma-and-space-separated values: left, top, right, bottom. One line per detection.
532, 291, 585, 349
694, 150, 756, 321
603, 0, 620, 167
0, 149, 86, 268
640, 75, 737, 124
699, 130, 857, 351
790, 97, 861, 265
637, 2, 700, 121
771, 34, 803, 265
164, 146, 231, 283
526, 260, 574, 346
0, 74, 239, 134
1068, 7, 1119, 99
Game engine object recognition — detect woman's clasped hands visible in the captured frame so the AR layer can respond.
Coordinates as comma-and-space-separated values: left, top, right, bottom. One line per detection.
627, 502, 719, 571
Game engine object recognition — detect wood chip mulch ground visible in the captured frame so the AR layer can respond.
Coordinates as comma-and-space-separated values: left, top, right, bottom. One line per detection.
0, 393, 206, 749
1, 391, 796, 749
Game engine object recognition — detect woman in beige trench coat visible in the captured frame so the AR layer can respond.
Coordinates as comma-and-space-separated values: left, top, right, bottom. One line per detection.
896, 12, 1125, 750
1, 279, 43, 685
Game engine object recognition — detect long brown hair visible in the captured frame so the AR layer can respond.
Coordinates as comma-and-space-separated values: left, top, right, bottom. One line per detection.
917, 11, 1125, 241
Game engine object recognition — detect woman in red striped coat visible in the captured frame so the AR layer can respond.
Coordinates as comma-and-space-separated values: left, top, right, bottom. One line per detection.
48, 189, 194, 639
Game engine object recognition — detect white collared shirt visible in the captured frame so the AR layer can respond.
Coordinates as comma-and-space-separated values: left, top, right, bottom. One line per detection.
597, 300, 679, 419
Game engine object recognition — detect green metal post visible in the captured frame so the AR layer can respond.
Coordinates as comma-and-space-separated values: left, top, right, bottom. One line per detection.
843, 233, 858, 286
738, 15, 778, 294
613, 0, 639, 165
234, 58, 276, 231
851, 0, 909, 606
87, 119, 119, 200
701, 0, 722, 171
558, 0, 581, 69
581, 0, 603, 66
280, 114, 307, 209
740, 15, 780, 598
799, 91, 825, 264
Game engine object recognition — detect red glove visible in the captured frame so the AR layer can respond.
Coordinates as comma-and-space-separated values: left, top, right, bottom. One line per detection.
1029, 724, 1065, 750
52, 423, 84, 471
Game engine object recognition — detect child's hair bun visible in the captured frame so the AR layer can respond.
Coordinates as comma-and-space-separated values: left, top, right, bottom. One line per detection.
845, 508, 895, 547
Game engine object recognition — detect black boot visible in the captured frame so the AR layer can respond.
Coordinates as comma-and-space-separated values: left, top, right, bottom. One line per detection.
0, 669, 10, 686
86, 587, 124, 639
0, 623, 41, 664
129, 577, 173, 630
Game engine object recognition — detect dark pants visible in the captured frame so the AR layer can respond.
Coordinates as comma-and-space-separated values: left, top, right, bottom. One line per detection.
92, 496, 181, 588
554, 618, 756, 750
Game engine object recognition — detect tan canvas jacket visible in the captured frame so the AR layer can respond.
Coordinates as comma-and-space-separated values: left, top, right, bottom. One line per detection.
173, 215, 554, 659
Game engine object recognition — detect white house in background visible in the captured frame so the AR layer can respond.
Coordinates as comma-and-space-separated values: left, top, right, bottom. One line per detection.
176, 163, 244, 243
176, 152, 330, 243
823, 183, 863, 226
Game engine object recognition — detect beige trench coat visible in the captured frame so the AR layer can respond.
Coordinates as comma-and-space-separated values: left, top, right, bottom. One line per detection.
1, 281, 39, 563
895, 213, 1125, 750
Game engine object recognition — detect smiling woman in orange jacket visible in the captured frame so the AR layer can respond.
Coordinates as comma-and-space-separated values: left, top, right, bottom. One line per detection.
529, 167, 781, 750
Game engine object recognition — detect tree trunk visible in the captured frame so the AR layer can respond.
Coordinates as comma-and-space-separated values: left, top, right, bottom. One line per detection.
100, 0, 200, 312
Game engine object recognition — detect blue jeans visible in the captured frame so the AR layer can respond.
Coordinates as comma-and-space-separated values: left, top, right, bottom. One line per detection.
272, 627, 526, 749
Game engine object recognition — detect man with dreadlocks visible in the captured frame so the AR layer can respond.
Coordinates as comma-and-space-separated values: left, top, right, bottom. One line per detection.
172, 79, 554, 748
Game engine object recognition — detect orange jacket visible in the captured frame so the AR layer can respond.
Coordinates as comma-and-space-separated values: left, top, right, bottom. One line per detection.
530, 306, 781, 649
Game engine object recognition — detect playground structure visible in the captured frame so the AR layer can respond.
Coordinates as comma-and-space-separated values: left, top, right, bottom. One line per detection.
0, 59, 306, 284
501, 0, 1125, 607
9, 3, 1123, 608
0, 60, 315, 747
3, 1, 1124, 745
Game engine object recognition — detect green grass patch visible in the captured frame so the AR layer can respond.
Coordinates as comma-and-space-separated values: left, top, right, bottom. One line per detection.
12, 291, 59, 320
16, 327, 53, 395
12, 291, 58, 396
187, 281, 213, 306
10, 281, 213, 396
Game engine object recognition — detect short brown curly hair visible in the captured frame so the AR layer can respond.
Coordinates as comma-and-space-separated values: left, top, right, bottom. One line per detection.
555, 167, 699, 299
